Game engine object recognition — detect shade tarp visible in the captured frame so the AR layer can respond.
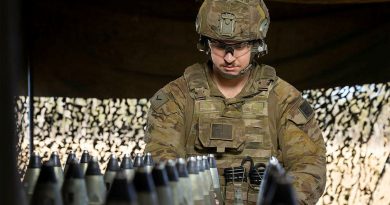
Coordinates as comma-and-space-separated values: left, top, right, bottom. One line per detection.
270, 0, 390, 4
22, 0, 390, 98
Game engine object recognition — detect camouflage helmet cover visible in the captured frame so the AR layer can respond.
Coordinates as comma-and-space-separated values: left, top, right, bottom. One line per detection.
196, 0, 270, 41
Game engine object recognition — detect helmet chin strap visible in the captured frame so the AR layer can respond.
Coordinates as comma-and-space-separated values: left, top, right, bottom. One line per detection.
239, 63, 253, 75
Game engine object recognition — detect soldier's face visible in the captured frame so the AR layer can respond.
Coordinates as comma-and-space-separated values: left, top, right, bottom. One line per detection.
208, 39, 252, 78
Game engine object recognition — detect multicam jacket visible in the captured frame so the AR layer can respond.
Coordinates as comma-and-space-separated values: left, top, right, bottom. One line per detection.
145, 62, 326, 205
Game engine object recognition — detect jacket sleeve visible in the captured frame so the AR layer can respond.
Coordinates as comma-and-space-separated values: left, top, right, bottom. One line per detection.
144, 80, 187, 160
275, 81, 327, 205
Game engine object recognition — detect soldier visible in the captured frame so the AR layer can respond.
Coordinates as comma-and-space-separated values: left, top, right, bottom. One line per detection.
144, 0, 326, 204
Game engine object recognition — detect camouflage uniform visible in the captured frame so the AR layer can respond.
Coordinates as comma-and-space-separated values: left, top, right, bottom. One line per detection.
145, 62, 326, 205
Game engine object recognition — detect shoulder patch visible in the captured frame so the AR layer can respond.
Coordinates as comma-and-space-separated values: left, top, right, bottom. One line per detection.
150, 90, 169, 110
299, 100, 314, 120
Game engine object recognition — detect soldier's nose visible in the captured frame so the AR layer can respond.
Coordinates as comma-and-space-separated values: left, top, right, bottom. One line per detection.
224, 52, 236, 63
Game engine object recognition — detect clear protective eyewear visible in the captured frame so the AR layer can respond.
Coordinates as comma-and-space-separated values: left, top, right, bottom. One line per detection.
208, 39, 252, 58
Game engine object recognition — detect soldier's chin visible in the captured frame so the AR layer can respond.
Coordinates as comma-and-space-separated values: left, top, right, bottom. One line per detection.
220, 72, 241, 79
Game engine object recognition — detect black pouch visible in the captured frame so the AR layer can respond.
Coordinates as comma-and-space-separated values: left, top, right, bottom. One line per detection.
248, 163, 267, 187
224, 166, 247, 183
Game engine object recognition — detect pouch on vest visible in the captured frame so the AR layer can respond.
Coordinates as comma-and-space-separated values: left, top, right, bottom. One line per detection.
195, 117, 248, 153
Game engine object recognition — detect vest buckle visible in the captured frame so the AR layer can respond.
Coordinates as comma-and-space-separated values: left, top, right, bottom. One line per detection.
193, 87, 207, 100
257, 79, 271, 91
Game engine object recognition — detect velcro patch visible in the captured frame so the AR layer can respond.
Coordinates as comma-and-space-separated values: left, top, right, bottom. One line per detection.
150, 90, 169, 110
211, 123, 233, 140
299, 100, 314, 119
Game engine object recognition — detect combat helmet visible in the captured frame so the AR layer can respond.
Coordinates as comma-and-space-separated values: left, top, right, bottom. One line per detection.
196, 0, 270, 55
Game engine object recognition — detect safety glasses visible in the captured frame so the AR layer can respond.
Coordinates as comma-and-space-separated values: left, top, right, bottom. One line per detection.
208, 39, 252, 58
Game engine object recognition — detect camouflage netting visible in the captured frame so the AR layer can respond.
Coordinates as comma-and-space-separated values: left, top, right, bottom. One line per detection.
16, 82, 390, 204
16, 98, 149, 173
303, 83, 390, 204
